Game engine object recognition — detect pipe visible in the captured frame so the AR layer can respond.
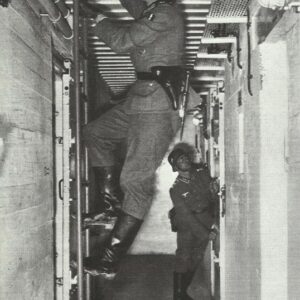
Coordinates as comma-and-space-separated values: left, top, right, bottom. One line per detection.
83, 18, 91, 300
73, 0, 84, 299
236, 31, 243, 69
39, 0, 72, 39
247, 8, 253, 96
54, 0, 70, 18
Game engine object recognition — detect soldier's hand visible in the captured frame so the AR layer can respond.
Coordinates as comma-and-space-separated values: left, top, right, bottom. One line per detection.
209, 178, 220, 195
208, 224, 219, 241
209, 231, 217, 241
95, 14, 107, 23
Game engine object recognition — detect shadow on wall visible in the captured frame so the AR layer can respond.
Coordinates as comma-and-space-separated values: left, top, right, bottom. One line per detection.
0, 114, 14, 175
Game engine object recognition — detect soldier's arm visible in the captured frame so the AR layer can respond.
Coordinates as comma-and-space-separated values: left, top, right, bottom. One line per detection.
93, 9, 172, 53
170, 188, 210, 240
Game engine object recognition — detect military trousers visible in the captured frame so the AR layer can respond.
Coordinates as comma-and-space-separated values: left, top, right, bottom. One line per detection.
175, 229, 208, 273
83, 103, 179, 220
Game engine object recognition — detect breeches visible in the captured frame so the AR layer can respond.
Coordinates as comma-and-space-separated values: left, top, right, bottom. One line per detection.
175, 230, 208, 273
83, 104, 179, 220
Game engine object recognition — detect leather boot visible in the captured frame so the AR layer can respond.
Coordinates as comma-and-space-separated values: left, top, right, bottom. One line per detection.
173, 272, 194, 300
181, 271, 194, 300
84, 166, 123, 228
173, 272, 183, 300
84, 212, 142, 279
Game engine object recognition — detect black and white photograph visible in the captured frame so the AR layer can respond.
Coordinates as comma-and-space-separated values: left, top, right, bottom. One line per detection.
0, 0, 299, 299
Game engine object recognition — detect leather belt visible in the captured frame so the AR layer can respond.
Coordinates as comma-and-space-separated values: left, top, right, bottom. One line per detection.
136, 66, 185, 110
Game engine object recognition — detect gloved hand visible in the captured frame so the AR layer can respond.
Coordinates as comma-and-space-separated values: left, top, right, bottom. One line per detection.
95, 14, 107, 23
209, 178, 220, 195
208, 224, 219, 241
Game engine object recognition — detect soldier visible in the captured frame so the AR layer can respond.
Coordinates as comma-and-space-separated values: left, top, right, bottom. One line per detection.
81, 0, 184, 279
168, 147, 217, 300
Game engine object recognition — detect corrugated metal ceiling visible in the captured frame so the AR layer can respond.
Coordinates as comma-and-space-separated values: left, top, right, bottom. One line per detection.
65, 0, 249, 95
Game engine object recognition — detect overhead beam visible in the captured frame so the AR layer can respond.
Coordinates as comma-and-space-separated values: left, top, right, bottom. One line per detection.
206, 16, 248, 24
100, 70, 135, 73
94, 56, 131, 59
197, 53, 227, 59
194, 65, 225, 71
95, 60, 132, 63
192, 76, 224, 81
97, 63, 133, 67
185, 23, 206, 28
98, 67, 135, 70
201, 37, 236, 44
186, 16, 207, 21
192, 84, 217, 88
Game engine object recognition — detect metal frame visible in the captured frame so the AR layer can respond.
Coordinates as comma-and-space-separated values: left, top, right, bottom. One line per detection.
54, 60, 72, 300
218, 89, 226, 300
82, 17, 91, 300
247, 8, 253, 96
73, 1, 84, 299
39, 0, 72, 39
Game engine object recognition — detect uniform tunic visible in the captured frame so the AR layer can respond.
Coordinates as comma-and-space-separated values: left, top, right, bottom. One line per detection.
169, 168, 214, 272
83, 1, 184, 220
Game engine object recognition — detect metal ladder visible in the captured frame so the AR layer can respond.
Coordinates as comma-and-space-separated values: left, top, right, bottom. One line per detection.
54, 6, 91, 299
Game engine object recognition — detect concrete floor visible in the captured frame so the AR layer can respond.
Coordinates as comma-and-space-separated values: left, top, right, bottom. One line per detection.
92, 255, 175, 300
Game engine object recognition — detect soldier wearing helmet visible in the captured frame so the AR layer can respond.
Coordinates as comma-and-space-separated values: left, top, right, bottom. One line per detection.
168, 146, 216, 299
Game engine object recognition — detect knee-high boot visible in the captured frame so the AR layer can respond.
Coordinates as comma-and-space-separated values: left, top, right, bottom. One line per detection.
181, 271, 195, 300
173, 272, 183, 300
173, 272, 194, 300
84, 212, 142, 279
84, 166, 123, 227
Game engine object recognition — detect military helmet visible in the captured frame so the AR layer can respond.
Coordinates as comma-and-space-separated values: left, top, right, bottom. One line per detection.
168, 148, 189, 171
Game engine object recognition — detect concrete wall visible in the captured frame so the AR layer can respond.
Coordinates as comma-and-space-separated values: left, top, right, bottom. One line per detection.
223, 6, 300, 300
283, 11, 300, 300
0, 2, 71, 299
223, 22, 262, 299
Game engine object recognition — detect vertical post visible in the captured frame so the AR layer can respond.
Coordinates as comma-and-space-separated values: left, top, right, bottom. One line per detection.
54, 60, 72, 300
62, 61, 72, 300
82, 18, 91, 300
73, 0, 84, 299
210, 241, 215, 297
209, 91, 216, 177
54, 70, 64, 300
218, 89, 225, 299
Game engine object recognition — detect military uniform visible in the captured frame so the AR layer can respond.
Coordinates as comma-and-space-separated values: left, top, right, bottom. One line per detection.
169, 167, 214, 272
83, 0, 184, 220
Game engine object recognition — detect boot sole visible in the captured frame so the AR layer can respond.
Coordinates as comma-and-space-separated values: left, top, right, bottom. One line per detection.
85, 268, 116, 280
70, 259, 116, 280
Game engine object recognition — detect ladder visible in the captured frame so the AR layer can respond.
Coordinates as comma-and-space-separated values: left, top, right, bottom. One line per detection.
54, 10, 91, 300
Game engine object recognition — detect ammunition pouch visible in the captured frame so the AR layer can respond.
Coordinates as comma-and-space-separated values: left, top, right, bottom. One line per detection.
136, 66, 184, 110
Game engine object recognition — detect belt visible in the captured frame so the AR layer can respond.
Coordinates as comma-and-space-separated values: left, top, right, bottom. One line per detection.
136, 72, 157, 81
136, 67, 184, 111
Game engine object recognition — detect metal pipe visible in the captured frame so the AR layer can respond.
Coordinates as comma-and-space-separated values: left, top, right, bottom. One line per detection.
39, 0, 72, 39
73, 0, 84, 299
54, 0, 70, 18
236, 31, 243, 69
247, 8, 253, 96
83, 18, 91, 300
